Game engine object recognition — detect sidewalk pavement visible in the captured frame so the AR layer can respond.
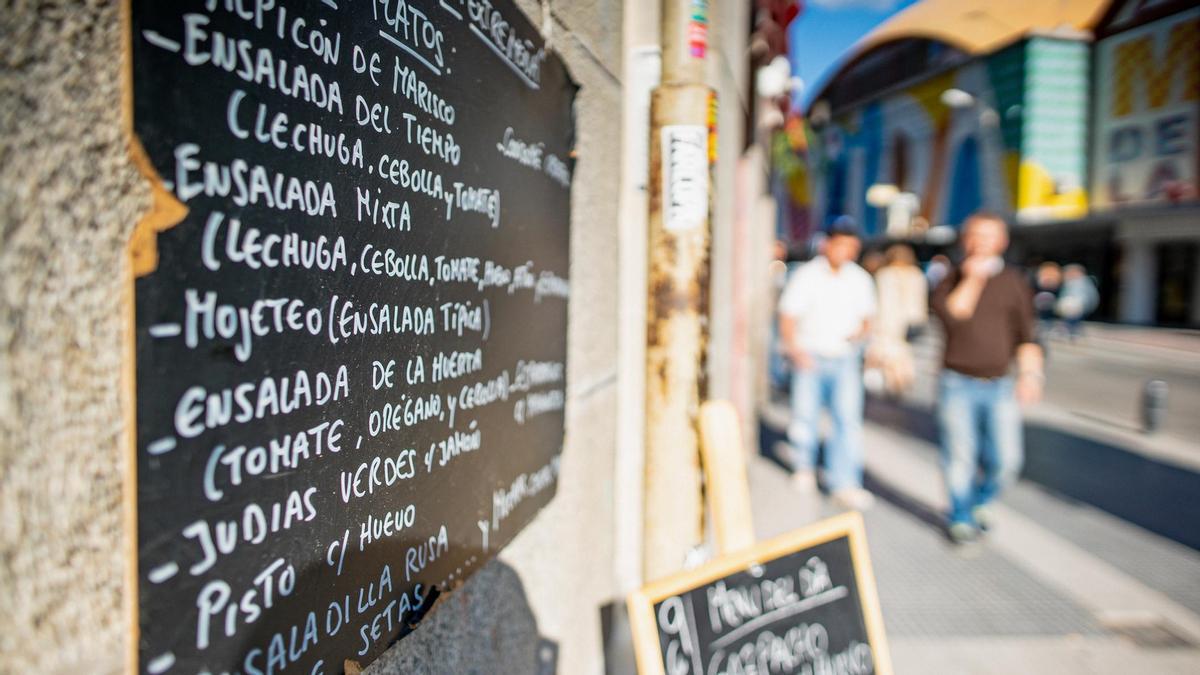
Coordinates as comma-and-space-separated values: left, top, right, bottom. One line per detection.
756, 399, 1200, 674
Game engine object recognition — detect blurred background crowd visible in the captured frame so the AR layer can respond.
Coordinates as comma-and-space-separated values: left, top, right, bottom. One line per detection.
748, 0, 1200, 669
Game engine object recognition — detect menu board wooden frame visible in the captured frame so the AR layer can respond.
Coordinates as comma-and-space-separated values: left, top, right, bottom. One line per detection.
627, 512, 892, 675
121, 0, 179, 670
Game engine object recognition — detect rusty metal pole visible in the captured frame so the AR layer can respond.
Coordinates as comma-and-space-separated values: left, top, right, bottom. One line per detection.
643, 0, 713, 581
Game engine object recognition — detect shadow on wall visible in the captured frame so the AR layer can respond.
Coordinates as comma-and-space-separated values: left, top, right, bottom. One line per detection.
365, 559, 556, 674
600, 599, 638, 675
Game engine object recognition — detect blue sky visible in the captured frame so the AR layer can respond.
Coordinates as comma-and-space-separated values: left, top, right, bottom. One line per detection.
789, 0, 919, 108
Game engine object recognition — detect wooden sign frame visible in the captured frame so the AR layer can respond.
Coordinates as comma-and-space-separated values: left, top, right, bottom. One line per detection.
627, 511, 892, 675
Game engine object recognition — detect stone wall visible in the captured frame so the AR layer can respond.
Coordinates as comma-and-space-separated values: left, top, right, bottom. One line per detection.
1, 1, 147, 671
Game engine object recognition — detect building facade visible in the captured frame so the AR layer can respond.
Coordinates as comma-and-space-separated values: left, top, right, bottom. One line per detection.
799, 0, 1200, 327
807, 34, 1092, 237
1088, 0, 1200, 325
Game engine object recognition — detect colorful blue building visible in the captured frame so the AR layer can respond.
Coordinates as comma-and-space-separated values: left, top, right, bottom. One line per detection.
798, 0, 1200, 326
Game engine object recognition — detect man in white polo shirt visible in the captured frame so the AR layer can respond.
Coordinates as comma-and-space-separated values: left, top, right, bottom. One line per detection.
778, 224, 877, 511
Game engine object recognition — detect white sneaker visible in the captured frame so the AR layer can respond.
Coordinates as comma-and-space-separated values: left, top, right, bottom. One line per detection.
972, 505, 994, 532
791, 469, 818, 493
947, 522, 978, 545
831, 487, 875, 512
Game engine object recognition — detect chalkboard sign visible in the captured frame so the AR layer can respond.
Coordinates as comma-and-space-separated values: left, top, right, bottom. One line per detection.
627, 513, 891, 675
125, 1, 575, 673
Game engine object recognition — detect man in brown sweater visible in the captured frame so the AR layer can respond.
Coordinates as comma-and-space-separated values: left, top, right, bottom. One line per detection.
931, 212, 1044, 544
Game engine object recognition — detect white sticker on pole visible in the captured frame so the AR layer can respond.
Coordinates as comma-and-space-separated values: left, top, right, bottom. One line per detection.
661, 125, 709, 232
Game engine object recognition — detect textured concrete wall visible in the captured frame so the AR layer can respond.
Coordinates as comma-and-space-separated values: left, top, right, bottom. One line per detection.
0, 1, 623, 673
1, 1, 147, 672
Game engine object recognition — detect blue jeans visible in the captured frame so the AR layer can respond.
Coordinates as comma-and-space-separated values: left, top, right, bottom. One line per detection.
938, 370, 1024, 526
788, 353, 865, 491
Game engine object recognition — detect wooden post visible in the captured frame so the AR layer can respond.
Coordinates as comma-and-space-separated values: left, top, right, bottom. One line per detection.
699, 400, 756, 555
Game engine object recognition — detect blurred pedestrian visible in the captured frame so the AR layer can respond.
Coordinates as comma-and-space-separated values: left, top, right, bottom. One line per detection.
769, 240, 794, 394
778, 225, 877, 511
861, 249, 886, 277
1033, 261, 1063, 343
931, 212, 1044, 544
926, 253, 951, 289
868, 244, 928, 395
1055, 264, 1099, 341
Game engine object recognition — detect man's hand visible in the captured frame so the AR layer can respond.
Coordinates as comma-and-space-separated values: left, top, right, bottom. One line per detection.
1015, 343, 1044, 406
1016, 372, 1043, 406
788, 347, 814, 371
961, 255, 1001, 280
944, 258, 993, 321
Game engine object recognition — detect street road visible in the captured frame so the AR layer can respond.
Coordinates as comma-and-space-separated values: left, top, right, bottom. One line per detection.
1040, 329, 1200, 441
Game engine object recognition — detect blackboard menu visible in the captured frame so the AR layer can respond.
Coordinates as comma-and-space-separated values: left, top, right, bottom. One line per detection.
128, 1, 575, 673
628, 514, 891, 675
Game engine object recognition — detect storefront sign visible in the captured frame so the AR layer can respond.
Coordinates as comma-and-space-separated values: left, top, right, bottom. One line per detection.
1091, 8, 1200, 207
